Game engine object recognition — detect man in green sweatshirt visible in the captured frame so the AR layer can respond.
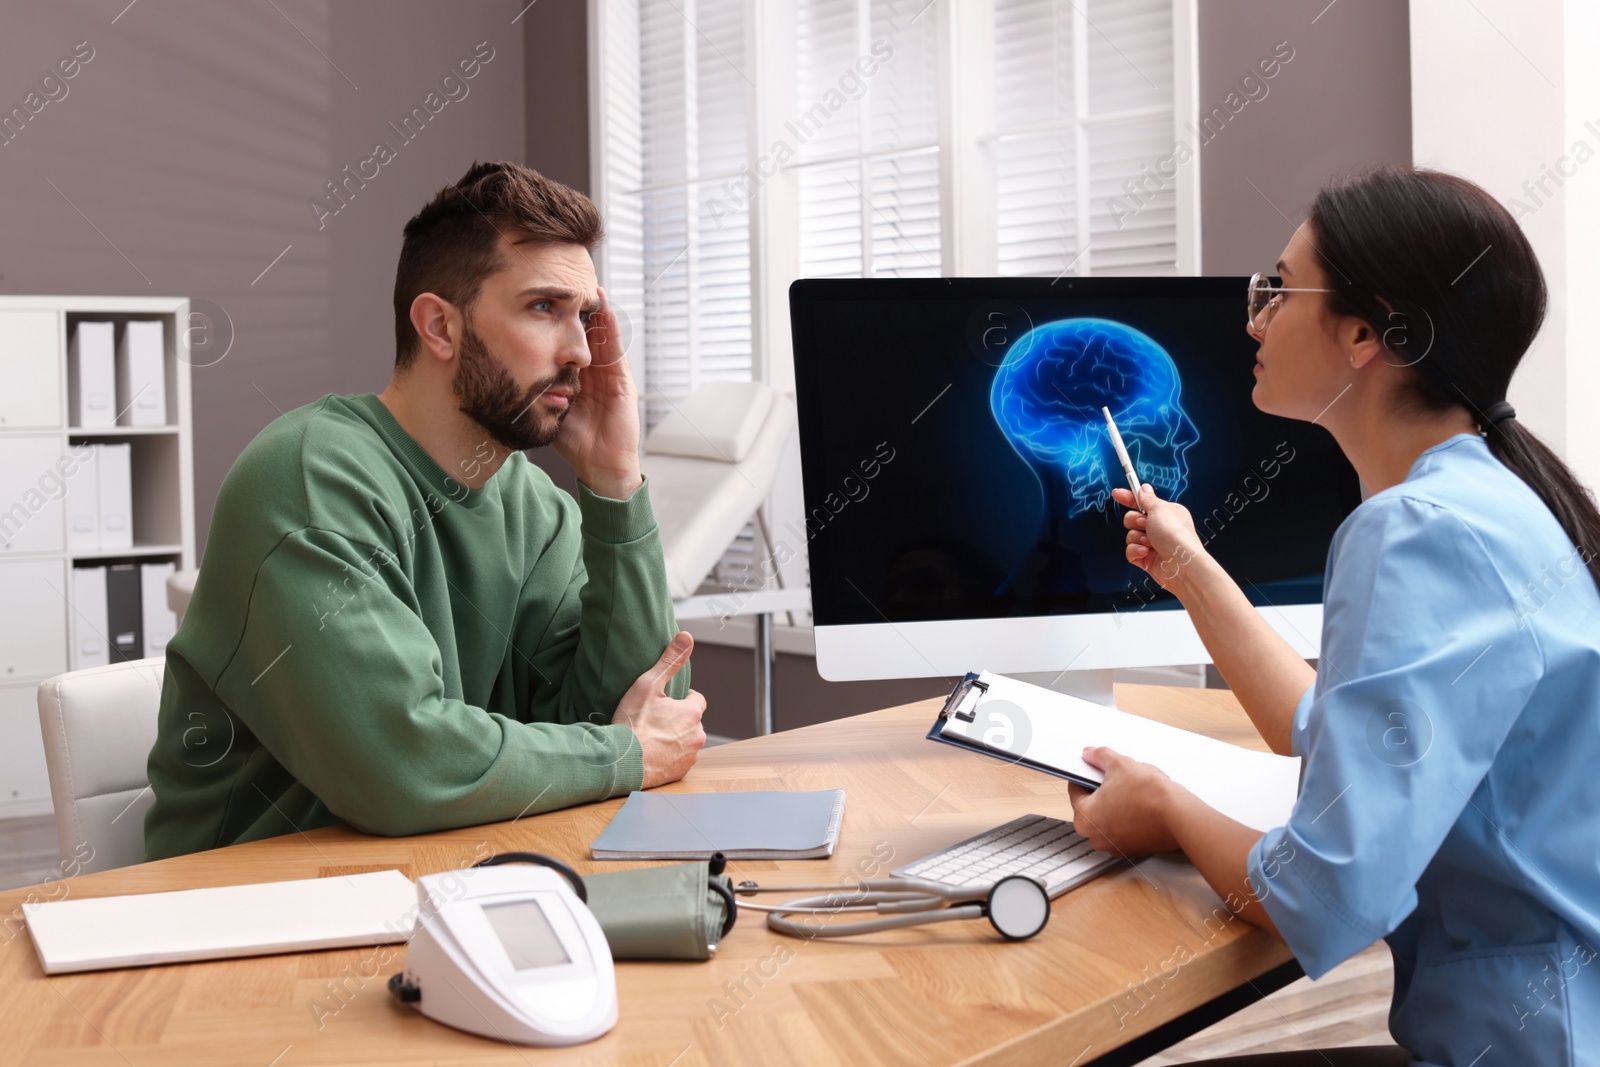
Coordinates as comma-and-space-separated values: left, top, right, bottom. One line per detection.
144, 161, 706, 859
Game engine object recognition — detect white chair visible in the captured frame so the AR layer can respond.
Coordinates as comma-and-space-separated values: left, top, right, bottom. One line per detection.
36, 658, 164, 875
643, 381, 808, 734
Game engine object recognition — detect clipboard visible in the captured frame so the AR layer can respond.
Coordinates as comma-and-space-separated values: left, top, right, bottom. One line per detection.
928, 673, 1102, 790
926, 670, 1302, 833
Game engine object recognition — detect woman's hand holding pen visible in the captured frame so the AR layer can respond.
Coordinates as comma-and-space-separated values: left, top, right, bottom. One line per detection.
1113, 483, 1207, 595
1114, 480, 1306, 759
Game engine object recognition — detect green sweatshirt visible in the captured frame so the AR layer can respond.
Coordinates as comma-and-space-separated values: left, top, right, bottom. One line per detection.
144, 393, 686, 860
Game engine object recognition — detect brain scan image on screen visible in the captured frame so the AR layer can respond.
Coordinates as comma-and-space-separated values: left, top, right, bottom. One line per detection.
990, 317, 1200, 520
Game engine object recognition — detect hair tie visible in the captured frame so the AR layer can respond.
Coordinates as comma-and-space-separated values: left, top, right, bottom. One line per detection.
1481, 400, 1516, 427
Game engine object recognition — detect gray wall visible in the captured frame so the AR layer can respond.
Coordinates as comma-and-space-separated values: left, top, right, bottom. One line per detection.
521, 0, 591, 195
1196, 0, 1413, 274
0, 0, 528, 557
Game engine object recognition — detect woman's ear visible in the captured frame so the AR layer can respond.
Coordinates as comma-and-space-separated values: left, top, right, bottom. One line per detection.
1345, 316, 1385, 369
409, 293, 461, 366
1344, 295, 1420, 371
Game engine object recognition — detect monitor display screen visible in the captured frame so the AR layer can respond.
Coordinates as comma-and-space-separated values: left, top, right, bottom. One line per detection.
789, 277, 1362, 628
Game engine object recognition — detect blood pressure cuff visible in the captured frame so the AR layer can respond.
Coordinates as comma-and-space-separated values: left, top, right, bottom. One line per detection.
581, 860, 735, 961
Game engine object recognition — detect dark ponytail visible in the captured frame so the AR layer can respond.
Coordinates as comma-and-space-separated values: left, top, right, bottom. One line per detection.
1308, 165, 1600, 592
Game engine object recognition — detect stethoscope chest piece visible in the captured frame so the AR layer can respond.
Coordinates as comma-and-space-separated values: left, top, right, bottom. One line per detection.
985, 875, 1050, 940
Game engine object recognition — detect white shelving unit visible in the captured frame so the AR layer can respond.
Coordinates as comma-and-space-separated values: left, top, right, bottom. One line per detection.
0, 296, 195, 818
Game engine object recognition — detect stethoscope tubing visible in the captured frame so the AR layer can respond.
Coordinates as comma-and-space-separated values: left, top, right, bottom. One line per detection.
766, 903, 987, 938
735, 889, 951, 914
732, 874, 1052, 941
735, 877, 980, 903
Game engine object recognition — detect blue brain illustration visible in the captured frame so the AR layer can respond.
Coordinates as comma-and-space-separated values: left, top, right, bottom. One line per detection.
990, 318, 1200, 517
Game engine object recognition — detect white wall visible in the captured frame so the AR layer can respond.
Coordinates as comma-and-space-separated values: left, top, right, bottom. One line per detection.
1198, 0, 1412, 275
1565, 0, 1600, 492
1411, 0, 1600, 490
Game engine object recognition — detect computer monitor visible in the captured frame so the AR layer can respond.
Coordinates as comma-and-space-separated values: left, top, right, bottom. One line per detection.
788, 277, 1361, 705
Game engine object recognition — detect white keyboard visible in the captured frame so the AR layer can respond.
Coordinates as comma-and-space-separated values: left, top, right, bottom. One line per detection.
893, 814, 1122, 898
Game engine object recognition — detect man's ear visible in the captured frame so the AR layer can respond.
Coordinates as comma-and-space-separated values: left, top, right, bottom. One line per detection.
409, 293, 460, 366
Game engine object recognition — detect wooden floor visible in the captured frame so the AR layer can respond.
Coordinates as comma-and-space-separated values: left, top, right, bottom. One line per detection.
1146, 943, 1397, 1063
0, 815, 59, 893
0, 810, 1397, 1062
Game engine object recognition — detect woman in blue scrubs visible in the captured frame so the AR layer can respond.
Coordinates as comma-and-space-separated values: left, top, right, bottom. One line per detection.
1069, 166, 1600, 1067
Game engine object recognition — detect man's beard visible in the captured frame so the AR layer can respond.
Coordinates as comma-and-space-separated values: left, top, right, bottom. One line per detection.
452, 322, 579, 453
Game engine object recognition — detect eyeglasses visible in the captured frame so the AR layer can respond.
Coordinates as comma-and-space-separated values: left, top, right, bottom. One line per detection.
1247, 272, 1334, 333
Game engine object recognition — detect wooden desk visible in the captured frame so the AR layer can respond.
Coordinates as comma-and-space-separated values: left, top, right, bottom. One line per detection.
0, 684, 1299, 1067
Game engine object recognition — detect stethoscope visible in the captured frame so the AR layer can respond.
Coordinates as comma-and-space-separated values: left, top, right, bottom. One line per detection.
456, 854, 1046, 943
731, 873, 1052, 941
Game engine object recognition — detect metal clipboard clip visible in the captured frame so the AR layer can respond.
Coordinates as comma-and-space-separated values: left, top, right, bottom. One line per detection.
938, 673, 989, 724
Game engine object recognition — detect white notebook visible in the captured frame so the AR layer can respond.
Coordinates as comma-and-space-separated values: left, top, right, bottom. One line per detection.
24, 869, 416, 974
929, 671, 1302, 832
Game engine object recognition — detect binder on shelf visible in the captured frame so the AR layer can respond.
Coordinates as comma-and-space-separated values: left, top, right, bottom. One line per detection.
106, 563, 142, 663
69, 321, 117, 427
140, 561, 177, 658
95, 443, 133, 550
117, 320, 167, 427
66, 444, 100, 552
70, 566, 109, 670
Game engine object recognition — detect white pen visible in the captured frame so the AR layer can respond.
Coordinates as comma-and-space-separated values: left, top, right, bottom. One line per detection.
1101, 406, 1146, 516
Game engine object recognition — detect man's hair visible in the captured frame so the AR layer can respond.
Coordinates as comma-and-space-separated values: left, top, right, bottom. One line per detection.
393, 161, 604, 368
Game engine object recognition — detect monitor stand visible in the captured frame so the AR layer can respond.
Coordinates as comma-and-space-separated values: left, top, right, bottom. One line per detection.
1010, 669, 1117, 708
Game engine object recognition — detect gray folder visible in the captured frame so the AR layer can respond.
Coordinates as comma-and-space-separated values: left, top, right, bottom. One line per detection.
591, 789, 847, 860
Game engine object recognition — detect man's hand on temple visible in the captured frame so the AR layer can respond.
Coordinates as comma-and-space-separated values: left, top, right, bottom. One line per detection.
612, 630, 707, 788
554, 285, 643, 501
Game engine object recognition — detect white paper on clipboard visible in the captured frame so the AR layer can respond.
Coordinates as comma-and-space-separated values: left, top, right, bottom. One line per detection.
934, 671, 1302, 832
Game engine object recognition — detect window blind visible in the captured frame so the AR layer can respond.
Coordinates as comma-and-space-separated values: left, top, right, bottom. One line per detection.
795, 0, 943, 279
593, 0, 645, 377
994, 0, 1176, 277
636, 0, 753, 430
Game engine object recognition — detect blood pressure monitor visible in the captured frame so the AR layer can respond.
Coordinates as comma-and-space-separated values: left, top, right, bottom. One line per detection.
390, 859, 617, 1046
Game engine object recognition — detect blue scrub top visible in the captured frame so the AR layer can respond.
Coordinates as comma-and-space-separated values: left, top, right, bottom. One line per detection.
1246, 432, 1600, 1067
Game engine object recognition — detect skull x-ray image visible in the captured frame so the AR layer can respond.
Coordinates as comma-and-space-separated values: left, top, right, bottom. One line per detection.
990, 318, 1201, 519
